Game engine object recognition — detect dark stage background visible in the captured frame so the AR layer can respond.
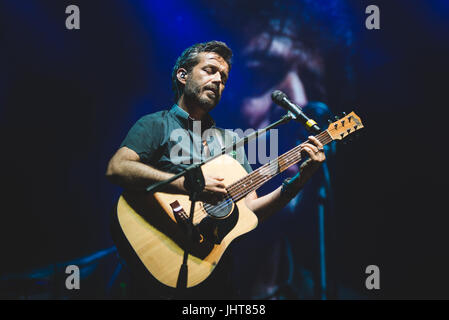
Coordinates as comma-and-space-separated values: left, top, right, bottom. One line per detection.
1, 0, 448, 299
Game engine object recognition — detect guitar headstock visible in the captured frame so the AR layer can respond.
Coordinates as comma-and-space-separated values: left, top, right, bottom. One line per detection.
327, 111, 364, 141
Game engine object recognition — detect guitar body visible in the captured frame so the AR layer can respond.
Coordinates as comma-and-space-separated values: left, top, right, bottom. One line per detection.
114, 154, 258, 288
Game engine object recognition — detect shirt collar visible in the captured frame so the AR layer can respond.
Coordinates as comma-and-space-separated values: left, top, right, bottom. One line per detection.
169, 104, 216, 129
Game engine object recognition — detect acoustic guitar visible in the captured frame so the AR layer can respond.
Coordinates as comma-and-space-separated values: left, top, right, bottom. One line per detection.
112, 112, 363, 288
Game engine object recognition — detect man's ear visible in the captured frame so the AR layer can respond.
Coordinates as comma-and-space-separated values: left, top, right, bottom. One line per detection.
177, 68, 188, 85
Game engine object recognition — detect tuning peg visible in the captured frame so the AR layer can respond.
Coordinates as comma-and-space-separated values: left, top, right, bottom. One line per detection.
328, 119, 333, 124
342, 112, 346, 117
334, 115, 340, 120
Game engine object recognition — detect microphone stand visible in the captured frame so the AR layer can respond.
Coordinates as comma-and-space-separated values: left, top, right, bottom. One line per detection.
145, 112, 294, 290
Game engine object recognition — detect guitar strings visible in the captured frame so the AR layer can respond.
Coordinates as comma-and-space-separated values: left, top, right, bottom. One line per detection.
226, 128, 339, 198
193, 131, 333, 222
228, 134, 328, 201
192, 132, 333, 222
200, 122, 354, 220
224, 131, 329, 195
193, 138, 332, 223
189, 131, 333, 223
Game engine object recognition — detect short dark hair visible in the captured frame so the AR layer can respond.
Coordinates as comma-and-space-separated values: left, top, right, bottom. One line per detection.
171, 41, 233, 101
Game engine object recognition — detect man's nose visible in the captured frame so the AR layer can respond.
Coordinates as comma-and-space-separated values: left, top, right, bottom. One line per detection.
211, 72, 222, 85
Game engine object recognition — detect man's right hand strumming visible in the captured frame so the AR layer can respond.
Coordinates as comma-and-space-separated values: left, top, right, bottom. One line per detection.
177, 174, 228, 205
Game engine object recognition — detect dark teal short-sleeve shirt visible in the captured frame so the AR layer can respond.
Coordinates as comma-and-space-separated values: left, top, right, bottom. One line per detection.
120, 105, 252, 174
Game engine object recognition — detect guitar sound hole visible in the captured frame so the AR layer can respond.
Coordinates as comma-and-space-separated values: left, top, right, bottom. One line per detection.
203, 198, 233, 218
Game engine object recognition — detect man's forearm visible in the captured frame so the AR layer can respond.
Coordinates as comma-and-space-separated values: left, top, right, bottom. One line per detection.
107, 159, 185, 193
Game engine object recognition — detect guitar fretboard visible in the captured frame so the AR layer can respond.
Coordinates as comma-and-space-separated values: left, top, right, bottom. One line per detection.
226, 130, 333, 202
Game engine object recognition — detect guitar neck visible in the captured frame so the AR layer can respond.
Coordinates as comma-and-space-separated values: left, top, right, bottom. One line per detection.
227, 130, 333, 202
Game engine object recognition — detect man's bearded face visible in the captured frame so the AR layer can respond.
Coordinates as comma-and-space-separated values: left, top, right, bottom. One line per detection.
183, 52, 229, 112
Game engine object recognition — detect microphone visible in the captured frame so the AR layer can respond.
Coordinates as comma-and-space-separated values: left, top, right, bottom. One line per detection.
271, 90, 321, 134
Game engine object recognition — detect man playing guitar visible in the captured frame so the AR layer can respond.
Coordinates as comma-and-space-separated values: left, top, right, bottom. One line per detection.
106, 41, 325, 299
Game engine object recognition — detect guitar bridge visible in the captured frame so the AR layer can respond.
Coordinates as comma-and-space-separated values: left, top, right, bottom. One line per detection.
170, 200, 189, 223
169, 200, 204, 243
